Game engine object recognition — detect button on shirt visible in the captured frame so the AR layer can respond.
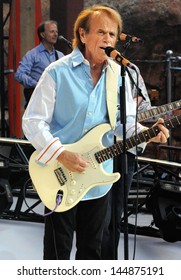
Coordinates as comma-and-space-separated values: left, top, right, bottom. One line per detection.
22, 48, 145, 200
14, 42, 64, 88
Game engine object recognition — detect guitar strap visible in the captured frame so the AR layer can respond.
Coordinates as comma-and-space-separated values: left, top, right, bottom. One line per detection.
55, 50, 59, 61
106, 60, 119, 130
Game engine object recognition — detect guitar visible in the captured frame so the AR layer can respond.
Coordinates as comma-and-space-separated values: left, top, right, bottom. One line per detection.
29, 114, 181, 212
137, 99, 181, 122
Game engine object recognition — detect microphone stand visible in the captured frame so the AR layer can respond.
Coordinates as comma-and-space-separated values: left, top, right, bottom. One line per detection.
116, 39, 132, 260
119, 38, 138, 260
119, 64, 129, 260
111, 63, 128, 260
112, 40, 135, 260
106, 42, 141, 260
111, 60, 130, 260
119, 60, 142, 261
122, 41, 131, 56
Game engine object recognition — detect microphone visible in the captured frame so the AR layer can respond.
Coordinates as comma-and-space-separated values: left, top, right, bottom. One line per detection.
102, 46, 135, 69
58, 35, 72, 49
120, 33, 144, 43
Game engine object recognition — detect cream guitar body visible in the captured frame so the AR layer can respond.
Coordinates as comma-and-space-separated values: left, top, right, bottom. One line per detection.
29, 124, 120, 212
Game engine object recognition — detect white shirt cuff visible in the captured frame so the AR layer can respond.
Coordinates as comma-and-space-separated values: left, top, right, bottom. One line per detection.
35, 137, 65, 165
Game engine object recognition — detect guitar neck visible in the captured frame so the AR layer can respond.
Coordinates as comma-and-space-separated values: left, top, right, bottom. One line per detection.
95, 114, 181, 163
137, 99, 181, 122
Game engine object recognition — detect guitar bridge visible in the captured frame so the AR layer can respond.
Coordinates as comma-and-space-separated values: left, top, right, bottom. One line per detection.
54, 167, 67, 186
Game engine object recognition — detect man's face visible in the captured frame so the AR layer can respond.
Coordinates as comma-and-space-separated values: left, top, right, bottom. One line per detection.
79, 12, 118, 65
42, 23, 58, 44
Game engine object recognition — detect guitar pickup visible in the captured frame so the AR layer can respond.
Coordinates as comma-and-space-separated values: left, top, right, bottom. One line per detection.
54, 167, 67, 186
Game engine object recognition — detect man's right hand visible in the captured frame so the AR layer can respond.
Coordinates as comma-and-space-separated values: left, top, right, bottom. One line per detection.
57, 150, 89, 173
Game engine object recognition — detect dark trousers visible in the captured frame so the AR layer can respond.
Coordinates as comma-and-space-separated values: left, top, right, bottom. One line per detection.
101, 152, 136, 259
43, 192, 109, 260
24, 88, 34, 108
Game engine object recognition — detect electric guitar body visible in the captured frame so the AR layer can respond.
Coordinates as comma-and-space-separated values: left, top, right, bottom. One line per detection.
29, 124, 120, 212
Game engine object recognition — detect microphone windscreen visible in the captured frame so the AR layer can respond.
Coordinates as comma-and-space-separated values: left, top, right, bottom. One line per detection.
104, 47, 115, 56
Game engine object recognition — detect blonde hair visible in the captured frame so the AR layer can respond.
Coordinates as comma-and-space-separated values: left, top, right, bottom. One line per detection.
72, 5, 123, 52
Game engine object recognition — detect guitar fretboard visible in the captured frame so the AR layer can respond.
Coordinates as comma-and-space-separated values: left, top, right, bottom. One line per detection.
95, 114, 181, 163
137, 99, 181, 122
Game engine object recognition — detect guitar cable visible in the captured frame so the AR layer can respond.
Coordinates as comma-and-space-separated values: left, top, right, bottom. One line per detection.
49, 213, 59, 260
23, 179, 62, 259
44, 194, 62, 217
23, 178, 63, 217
